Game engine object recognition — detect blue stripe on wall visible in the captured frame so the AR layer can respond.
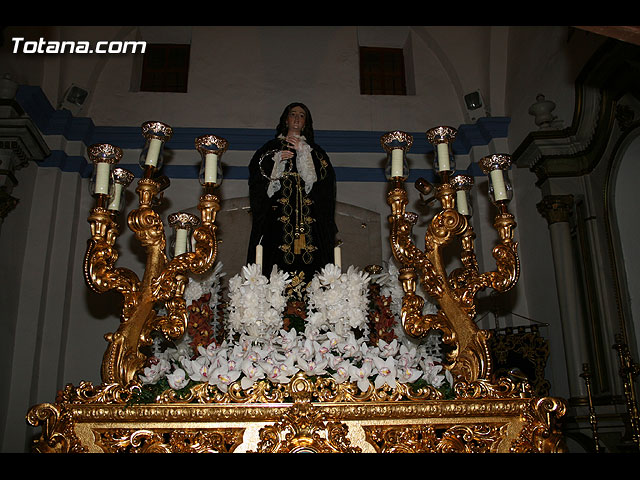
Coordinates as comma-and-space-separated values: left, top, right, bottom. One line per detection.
40, 154, 484, 183
16, 85, 508, 181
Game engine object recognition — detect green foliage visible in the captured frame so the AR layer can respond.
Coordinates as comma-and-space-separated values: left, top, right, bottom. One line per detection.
127, 378, 195, 406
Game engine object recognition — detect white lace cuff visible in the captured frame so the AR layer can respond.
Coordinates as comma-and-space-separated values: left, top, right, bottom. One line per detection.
296, 140, 316, 194
267, 151, 285, 197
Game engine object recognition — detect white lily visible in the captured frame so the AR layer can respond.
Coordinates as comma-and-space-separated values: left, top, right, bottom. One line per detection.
276, 328, 298, 351
396, 365, 422, 384
326, 353, 345, 370
197, 342, 221, 361
209, 358, 241, 392
337, 333, 361, 359
313, 339, 332, 359
396, 344, 419, 369
240, 360, 265, 390
296, 355, 328, 377
331, 360, 352, 384
377, 338, 399, 358
276, 356, 299, 381
262, 364, 290, 384
303, 323, 324, 341
325, 332, 341, 350
139, 358, 171, 384
297, 338, 315, 360
166, 367, 189, 390
421, 361, 446, 389
373, 356, 397, 389
181, 355, 211, 383
349, 362, 373, 392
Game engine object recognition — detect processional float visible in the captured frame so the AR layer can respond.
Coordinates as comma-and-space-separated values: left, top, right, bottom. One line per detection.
26, 121, 567, 453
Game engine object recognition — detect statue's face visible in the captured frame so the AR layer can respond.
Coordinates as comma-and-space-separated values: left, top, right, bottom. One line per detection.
287, 106, 306, 135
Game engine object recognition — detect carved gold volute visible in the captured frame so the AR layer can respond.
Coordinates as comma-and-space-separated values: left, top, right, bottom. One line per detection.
383, 129, 520, 386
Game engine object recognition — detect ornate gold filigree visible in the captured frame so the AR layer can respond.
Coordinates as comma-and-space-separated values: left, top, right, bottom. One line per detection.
453, 376, 529, 399
49, 371, 449, 412
489, 327, 551, 397
136, 373, 445, 406
380, 130, 414, 153
194, 134, 229, 156
364, 423, 509, 453
27, 386, 568, 453
425, 125, 457, 146
57, 380, 142, 405
253, 402, 361, 453
26, 403, 74, 453
141, 121, 173, 142
94, 428, 244, 453
511, 396, 568, 453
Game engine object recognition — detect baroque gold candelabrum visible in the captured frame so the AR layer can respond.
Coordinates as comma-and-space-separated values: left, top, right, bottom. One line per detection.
382, 127, 519, 388
84, 122, 228, 385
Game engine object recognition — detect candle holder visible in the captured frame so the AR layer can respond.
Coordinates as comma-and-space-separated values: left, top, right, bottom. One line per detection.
426, 126, 457, 177
168, 212, 200, 258
84, 122, 225, 385
384, 128, 520, 387
195, 134, 228, 189
139, 121, 173, 174
88, 143, 122, 208
613, 336, 640, 450
479, 154, 513, 205
381, 131, 412, 180
451, 174, 474, 217
107, 167, 134, 213
580, 363, 603, 453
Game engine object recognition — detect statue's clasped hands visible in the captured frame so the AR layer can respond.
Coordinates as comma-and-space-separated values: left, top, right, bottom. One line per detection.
281, 135, 303, 160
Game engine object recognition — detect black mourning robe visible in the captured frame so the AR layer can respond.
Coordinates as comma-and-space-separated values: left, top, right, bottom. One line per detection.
247, 137, 338, 281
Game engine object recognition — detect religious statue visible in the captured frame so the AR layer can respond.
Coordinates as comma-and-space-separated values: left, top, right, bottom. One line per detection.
247, 102, 338, 281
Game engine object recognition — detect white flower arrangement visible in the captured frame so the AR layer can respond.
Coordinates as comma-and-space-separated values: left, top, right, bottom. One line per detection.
305, 264, 370, 338
184, 261, 226, 309
226, 263, 291, 340
139, 261, 452, 396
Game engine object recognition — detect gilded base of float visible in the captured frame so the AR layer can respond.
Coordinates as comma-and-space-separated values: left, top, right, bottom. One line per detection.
27, 374, 567, 453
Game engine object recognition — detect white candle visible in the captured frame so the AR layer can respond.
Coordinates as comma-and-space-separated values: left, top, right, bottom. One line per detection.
204, 153, 218, 184
256, 244, 263, 270
94, 162, 110, 195
437, 143, 450, 171
334, 246, 341, 269
390, 149, 404, 178
174, 228, 188, 256
145, 138, 163, 167
456, 190, 470, 216
107, 182, 123, 211
489, 169, 508, 201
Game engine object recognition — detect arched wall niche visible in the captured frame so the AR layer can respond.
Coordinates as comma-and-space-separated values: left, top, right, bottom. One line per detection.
605, 121, 640, 358
180, 197, 383, 279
